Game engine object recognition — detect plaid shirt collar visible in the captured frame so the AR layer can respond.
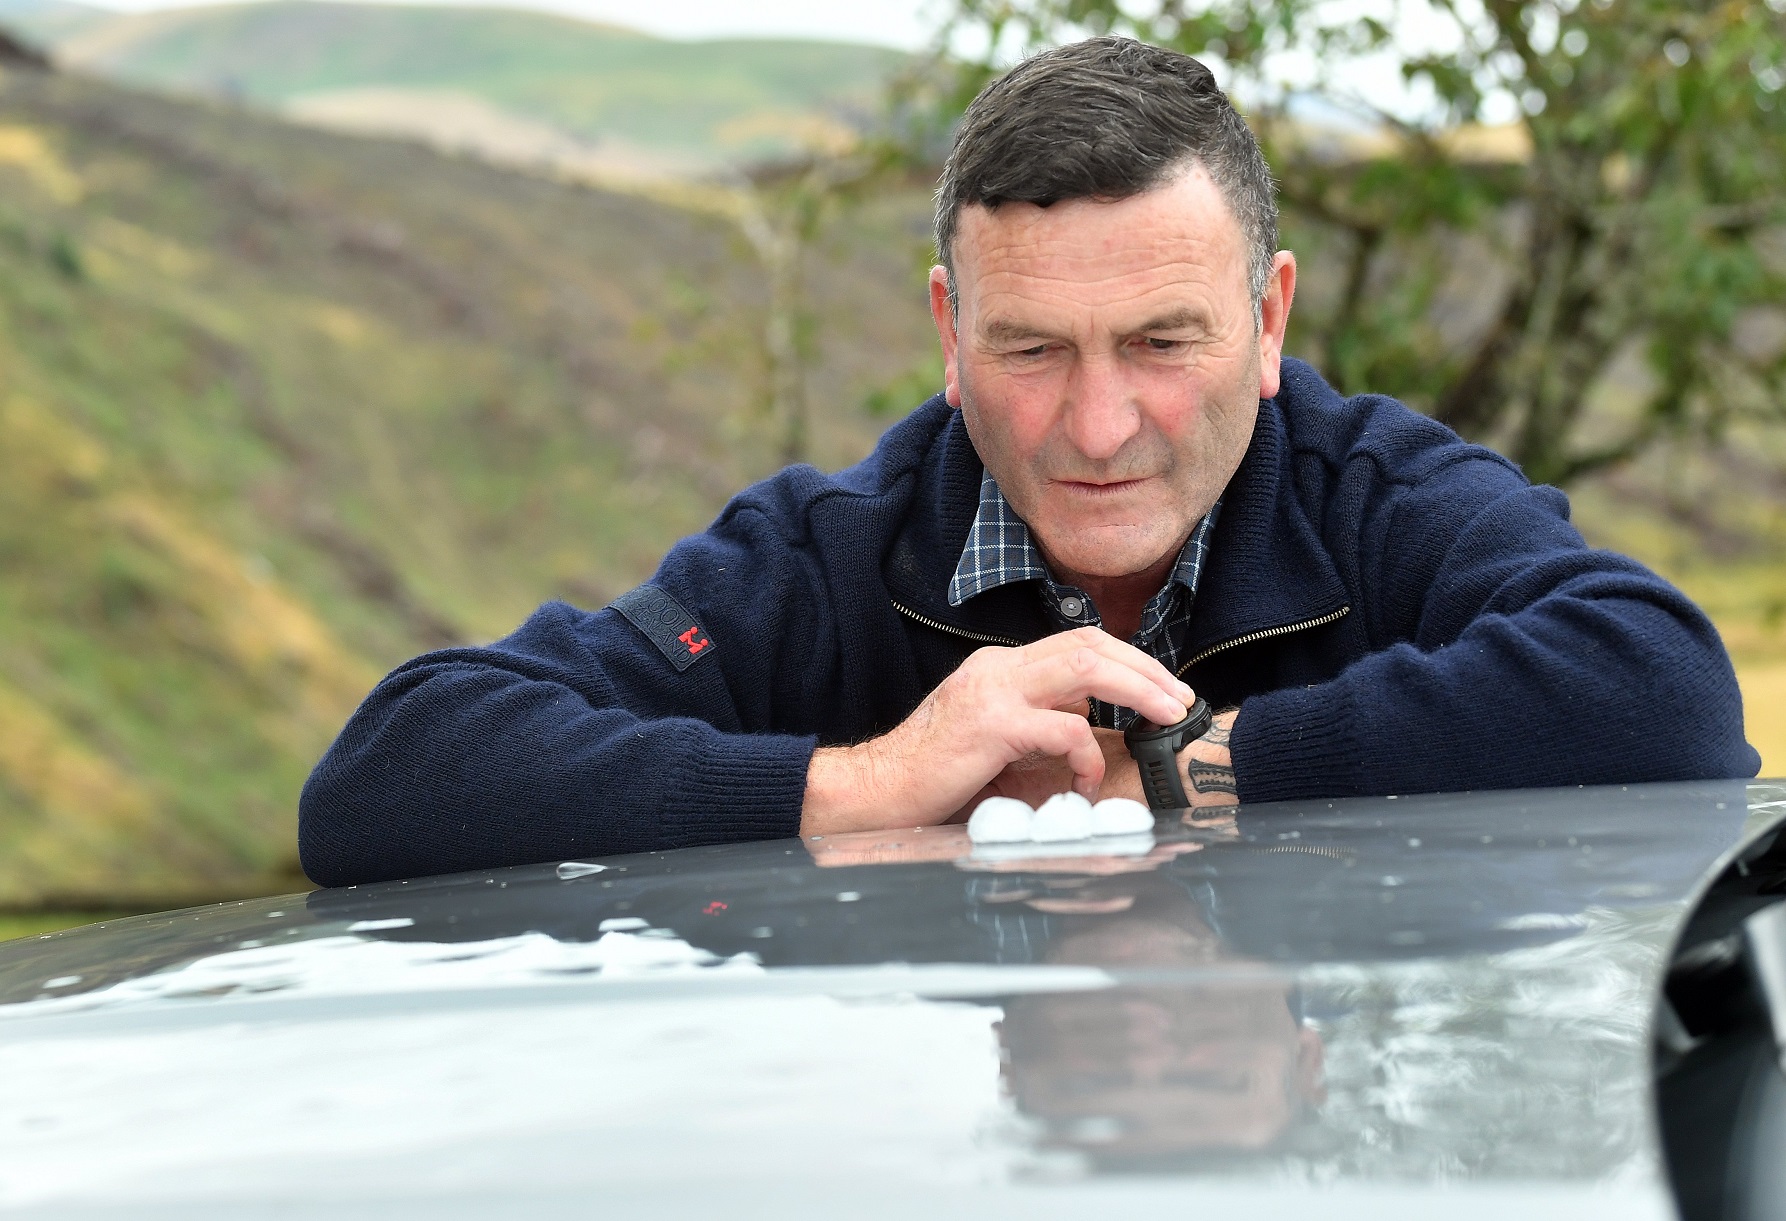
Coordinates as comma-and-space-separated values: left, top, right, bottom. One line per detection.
948, 470, 1219, 721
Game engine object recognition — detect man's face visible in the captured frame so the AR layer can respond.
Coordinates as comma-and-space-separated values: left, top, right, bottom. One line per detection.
930, 165, 1294, 584
1001, 906, 1325, 1156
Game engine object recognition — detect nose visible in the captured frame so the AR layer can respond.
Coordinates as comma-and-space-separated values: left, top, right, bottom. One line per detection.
1062, 353, 1142, 464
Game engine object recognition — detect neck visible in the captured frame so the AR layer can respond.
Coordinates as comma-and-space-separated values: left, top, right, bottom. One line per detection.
1046, 549, 1178, 644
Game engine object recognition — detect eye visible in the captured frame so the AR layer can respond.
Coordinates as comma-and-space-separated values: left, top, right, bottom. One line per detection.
1144, 337, 1184, 352
1016, 343, 1050, 357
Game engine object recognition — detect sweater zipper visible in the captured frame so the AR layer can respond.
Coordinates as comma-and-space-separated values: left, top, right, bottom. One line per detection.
1175, 605, 1351, 677
892, 599, 1100, 723
894, 598, 1351, 725
891, 599, 1025, 648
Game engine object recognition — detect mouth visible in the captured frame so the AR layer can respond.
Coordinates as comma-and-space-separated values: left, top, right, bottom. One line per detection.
1054, 477, 1150, 498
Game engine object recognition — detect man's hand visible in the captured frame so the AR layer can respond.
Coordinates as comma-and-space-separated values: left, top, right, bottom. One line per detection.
965, 708, 1241, 814
801, 628, 1195, 837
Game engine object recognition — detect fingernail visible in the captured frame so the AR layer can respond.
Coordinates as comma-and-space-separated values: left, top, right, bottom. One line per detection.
1175, 681, 1195, 700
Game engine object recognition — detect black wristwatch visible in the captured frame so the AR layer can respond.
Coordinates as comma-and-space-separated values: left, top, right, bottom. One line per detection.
1124, 697, 1214, 811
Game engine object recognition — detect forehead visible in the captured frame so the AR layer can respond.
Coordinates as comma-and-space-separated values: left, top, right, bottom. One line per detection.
952, 165, 1249, 313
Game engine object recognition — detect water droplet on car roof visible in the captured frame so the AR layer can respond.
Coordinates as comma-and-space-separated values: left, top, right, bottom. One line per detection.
348, 918, 415, 932
557, 861, 608, 879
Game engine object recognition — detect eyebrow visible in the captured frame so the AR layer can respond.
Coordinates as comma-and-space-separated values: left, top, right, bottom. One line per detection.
979, 307, 1215, 347
1132, 307, 1213, 335
980, 317, 1054, 345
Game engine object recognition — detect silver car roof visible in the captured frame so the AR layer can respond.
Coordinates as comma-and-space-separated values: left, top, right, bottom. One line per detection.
1, 780, 1782, 1219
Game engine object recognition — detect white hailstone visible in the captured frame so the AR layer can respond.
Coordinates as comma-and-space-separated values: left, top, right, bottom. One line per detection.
1030, 790, 1096, 842
967, 796, 1035, 843
1090, 797, 1154, 836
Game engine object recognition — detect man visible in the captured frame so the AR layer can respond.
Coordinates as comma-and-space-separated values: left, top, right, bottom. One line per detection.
299, 38, 1757, 887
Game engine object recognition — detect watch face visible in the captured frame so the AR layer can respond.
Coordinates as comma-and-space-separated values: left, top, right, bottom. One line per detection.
1127, 698, 1211, 746
1126, 716, 1166, 739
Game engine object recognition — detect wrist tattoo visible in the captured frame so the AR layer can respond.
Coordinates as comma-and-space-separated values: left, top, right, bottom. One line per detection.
1188, 760, 1237, 796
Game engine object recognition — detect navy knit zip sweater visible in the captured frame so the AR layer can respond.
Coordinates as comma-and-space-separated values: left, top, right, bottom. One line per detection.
299, 360, 1759, 886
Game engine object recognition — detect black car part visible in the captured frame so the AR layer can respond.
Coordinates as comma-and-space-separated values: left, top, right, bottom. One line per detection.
1656, 825, 1786, 1221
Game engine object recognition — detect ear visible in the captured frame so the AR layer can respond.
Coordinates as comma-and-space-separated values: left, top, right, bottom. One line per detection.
928, 265, 963, 408
1256, 251, 1298, 401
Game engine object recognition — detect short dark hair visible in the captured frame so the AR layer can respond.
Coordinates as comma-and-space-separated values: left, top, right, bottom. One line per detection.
935, 37, 1278, 319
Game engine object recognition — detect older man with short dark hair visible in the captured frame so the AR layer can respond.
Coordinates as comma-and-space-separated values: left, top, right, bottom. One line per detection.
299, 38, 1757, 886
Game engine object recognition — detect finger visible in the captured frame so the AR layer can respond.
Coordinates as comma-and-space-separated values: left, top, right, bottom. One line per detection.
1023, 628, 1195, 703
1012, 709, 1105, 798
1017, 648, 1189, 725
1025, 649, 1188, 724
1061, 716, 1106, 798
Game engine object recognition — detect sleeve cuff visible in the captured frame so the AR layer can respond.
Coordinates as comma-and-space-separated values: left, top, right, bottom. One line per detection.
657, 722, 816, 847
1231, 682, 1366, 804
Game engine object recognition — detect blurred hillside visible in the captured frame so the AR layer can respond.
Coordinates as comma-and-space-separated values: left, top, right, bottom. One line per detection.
0, 59, 932, 908
0, 0, 906, 177
0, 0, 100, 44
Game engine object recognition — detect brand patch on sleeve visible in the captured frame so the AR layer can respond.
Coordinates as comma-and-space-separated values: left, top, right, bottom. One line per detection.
610, 584, 715, 672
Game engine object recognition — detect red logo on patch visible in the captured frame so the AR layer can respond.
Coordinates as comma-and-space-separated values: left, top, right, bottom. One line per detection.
679, 625, 711, 656
703, 901, 727, 915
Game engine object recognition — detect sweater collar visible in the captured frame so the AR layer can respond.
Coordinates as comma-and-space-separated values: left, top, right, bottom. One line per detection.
886, 365, 1350, 655
945, 468, 1219, 620
1178, 373, 1351, 661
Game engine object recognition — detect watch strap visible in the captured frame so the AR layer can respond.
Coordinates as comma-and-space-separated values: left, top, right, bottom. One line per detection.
1125, 698, 1213, 811
1136, 740, 1191, 810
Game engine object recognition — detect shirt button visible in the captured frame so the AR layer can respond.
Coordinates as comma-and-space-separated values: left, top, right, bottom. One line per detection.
1059, 596, 1086, 620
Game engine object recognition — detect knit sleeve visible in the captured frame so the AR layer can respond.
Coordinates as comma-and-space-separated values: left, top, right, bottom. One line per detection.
298, 502, 831, 887
1231, 456, 1760, 801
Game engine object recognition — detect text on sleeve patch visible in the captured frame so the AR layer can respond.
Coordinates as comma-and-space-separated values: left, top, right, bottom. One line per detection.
610, 584, 716, 672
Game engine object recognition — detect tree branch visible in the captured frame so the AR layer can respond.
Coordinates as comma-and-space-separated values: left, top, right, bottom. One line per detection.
1323, 224, 1383, 390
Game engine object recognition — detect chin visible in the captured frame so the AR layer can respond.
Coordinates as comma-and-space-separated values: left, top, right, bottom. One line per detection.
1049, 533, 1171, 581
